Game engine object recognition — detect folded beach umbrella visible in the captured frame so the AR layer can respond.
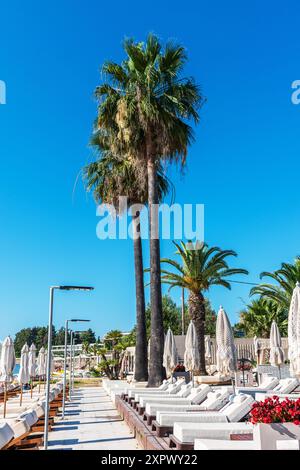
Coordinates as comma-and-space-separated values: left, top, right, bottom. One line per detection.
37, 346, 47, 391
0, 336, 16, 384
37, 347, 46, 376
28, 343, 37, 398
184, 321, 200, 372
28, 343, 37, 377
270, 321, 285, 370
205, 335, 212, 363
163, 328, 178, 377
18, 343, 30, 385
288, 282, 300, 377
18, 343, 30, 405
0, 336, 16, 417
216, 306, 237, 376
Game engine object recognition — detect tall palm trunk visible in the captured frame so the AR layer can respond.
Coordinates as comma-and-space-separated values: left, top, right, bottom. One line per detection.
132, 211, 148, 381
188, 291, 207, 375
147, 155, 164, 386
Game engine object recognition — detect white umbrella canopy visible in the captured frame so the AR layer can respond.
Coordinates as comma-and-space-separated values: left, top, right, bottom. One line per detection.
18, 343, 30, 384
270, 321, 285, 367
0, 336, 16, 383
28, 343, 37, 378
37, 347, 47, 376
288, 282, 300, 377
216, 306, 237, 376
163, 328, 178, 377
184, 321, 200, 372
205, 336, 212, 361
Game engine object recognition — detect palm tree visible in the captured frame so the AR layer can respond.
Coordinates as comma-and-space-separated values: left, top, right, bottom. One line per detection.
84, 131, 171, 381
160, 241, 248, 374
235, 298, 288, 338
95, 34, 203, 385
250, 257, 300, 309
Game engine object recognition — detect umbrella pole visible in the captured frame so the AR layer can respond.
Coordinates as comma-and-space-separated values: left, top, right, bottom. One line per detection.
38, 377, 41, 393
278, 365, 281, 379
20, 384, 23, 406
31, 378, 33, 398
3, 383, 7, 418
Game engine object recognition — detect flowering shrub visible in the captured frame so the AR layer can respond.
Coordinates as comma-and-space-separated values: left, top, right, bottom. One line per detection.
173, 364, 186, 372
237, 359, 252, 371
250, 396, 300, 425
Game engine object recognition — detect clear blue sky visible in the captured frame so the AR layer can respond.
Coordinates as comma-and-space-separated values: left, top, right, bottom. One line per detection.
0, 0, 299, 339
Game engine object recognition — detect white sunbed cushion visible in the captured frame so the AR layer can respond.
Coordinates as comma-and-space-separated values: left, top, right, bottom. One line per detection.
222, 394, 254, 422
176, 383, 193, 398
194, 438, 257, 450
7, 418, 30, 438
0, 422, 14, 449
134, 382, 183, 401
172, 421, 253, 442
165, 380, 184, 394
145, 402, 211, 416
33, 403, 45, 418
196, 389, 229, 410
18, 409, 38, 427
140, 395, 194, 407
128, 385, 169, 398
273, 378, 299, 394
189, 385, 211, 405
259, 376, 279, 389
237, 377, 279, 393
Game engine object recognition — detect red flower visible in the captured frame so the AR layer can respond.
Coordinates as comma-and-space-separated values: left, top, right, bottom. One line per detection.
249, 396, 300, 424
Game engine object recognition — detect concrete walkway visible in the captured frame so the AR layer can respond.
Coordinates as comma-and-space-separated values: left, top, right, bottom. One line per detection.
47, 386, 140, 450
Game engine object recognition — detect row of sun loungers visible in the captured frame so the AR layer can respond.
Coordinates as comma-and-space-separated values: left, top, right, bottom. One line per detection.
0, 382, 64, 450
104, 376, 300, 450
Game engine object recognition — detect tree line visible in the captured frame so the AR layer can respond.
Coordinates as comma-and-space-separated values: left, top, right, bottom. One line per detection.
14, 327, 96, 357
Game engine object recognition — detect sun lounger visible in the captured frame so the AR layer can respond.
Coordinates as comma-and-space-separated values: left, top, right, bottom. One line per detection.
127, 379, 183, 401
133, 381, 188, 411
110, 380, 174, 402
144, 387, 228, 425
168, 394, 254, 449
0, 409, 43, 450
236, 376, 279, 397
133, 383, 194, 408
0, 422, 14, 449
152, 411, 253, 437
138, 385, 209, 409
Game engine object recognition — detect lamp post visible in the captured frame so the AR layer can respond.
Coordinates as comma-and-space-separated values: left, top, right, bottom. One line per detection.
69, 330, 74, 401
44, 285, 93, 450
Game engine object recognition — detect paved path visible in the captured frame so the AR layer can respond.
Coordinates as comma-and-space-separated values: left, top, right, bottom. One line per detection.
47, 386, 140, 450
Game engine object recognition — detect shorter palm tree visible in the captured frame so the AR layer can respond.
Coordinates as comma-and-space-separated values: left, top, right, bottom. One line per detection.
160, 241, 248, 374
251, 257, 300, 309
235, 298, 288, 338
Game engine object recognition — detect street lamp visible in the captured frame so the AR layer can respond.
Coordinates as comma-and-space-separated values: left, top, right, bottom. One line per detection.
44, 285, 93, 450
62, 319, 90, 419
